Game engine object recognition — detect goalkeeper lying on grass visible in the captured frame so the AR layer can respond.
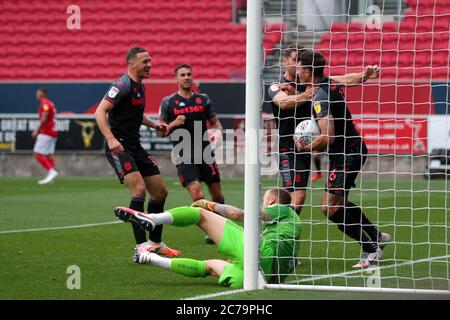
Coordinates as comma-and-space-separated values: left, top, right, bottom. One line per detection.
114, 188, 301, 289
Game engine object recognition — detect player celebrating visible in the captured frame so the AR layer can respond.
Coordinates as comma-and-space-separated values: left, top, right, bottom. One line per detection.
95, 47, 180, 258
114, 188, 301, 288
268, 44, 380, 214
32, 88, 59, 185
159, 64, 225, 244
294, 50, 391, 268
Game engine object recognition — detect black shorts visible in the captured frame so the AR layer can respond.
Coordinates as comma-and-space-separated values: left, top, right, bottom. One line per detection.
326, 143, 368, 196
278, 147, 311, 192
176, 162, 221, 187
105, 145, 160, 183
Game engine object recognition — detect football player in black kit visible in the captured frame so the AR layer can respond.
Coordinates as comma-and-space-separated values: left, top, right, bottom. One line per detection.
95, 47, 181, 258
294, 50, 391, 268
268, 44, 381, 215
159, 64, 224, 244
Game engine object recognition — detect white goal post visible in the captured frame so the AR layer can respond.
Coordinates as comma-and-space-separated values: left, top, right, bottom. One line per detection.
244, 0, 450, 295
244, 0, 263, 291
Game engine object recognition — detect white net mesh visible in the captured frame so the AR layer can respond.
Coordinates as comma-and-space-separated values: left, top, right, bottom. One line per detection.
260, 0, 450, 292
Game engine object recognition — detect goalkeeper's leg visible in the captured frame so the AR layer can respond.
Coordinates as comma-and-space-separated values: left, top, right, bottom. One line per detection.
135, 253, 231, 279
114, 206, 228, 245
135, 253, 242, 287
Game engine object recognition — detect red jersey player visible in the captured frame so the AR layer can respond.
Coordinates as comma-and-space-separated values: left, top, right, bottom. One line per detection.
32, 88, 59, 184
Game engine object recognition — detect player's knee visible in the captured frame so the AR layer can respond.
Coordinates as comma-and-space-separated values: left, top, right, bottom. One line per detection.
188, 184, 204, 200
153, 186, 168, 201
291, 191, 306, 206
321, 203, 338, 217
131, 182, 146, 197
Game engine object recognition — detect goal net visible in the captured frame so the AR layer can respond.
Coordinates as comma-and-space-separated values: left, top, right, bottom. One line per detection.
245, 0, 450, 294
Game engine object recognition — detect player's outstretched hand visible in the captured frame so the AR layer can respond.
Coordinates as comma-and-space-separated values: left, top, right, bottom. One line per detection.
192, 199, 216, 211
108, 138, 124, 155
31, 131, 38, 139
364, 65, 380, 80
155, 122, 167, 133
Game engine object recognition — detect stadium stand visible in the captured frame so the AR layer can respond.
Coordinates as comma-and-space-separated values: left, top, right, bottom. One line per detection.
0, 0, 281, 80
314, 0, 450, 79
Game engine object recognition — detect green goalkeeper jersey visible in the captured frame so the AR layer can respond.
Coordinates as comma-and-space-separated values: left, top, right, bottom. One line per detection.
259, 204, 301, 284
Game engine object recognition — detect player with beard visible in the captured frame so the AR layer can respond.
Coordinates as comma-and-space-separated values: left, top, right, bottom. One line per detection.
95, 47, 181, 258
159, 64, 224, 244
268, 44, 380, 215
294, 50, 390, 268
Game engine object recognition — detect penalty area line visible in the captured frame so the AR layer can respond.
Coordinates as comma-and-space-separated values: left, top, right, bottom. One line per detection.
183, 289, 246, 300
0, 220, 122, 234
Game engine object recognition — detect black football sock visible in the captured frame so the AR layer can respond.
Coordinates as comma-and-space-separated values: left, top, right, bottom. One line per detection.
314, 157, 321, 172
147, 199, 165, 243
347, 201, 381, 242
129, 196, 147, 244
329, 207, 377, 253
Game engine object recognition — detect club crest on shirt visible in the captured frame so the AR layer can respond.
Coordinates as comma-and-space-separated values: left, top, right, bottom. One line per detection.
270, 84, 280, 92
108, 87, 120, 99
179, 102, 186, 107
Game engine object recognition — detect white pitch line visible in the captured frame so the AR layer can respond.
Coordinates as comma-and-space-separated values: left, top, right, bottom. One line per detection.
0, 220, 122, 234
288, 254, 450, 284
183, 289, 246, 301
304, 219, 448, 226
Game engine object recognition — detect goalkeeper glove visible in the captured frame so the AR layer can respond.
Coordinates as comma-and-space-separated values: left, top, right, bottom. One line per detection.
191, 199, 216, 212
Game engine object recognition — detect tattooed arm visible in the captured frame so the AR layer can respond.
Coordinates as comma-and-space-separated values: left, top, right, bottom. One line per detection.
192, 200, 273, 222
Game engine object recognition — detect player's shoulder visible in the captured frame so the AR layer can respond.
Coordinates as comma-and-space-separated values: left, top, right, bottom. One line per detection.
111, 73, 131, 91
195, 92, 212, 103
160, 92, 178, 106
315, 81, 331, 100
41, 99, 55, 111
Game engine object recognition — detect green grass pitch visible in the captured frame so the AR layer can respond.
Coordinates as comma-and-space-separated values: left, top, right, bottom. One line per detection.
0, 176, 449, 300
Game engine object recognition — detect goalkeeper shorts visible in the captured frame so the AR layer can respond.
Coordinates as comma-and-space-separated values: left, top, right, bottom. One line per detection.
217, 220, 244, 288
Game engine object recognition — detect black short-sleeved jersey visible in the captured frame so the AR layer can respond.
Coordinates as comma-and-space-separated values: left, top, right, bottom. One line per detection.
312, 77, 363, 154
159, 92, 217, 159
103, 73, 146, 147
267, 75, 310, 149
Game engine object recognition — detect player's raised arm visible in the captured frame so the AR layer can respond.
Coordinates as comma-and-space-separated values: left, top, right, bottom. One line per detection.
95, 99, 124, 154
329, 65, 380, 86
142, 116, 167, 134
192, 200, 244, 221
271, 85, 316, 110
192, 199, 274, 222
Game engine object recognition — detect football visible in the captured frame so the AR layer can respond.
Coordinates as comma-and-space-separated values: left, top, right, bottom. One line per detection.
294, 119, 321, 146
